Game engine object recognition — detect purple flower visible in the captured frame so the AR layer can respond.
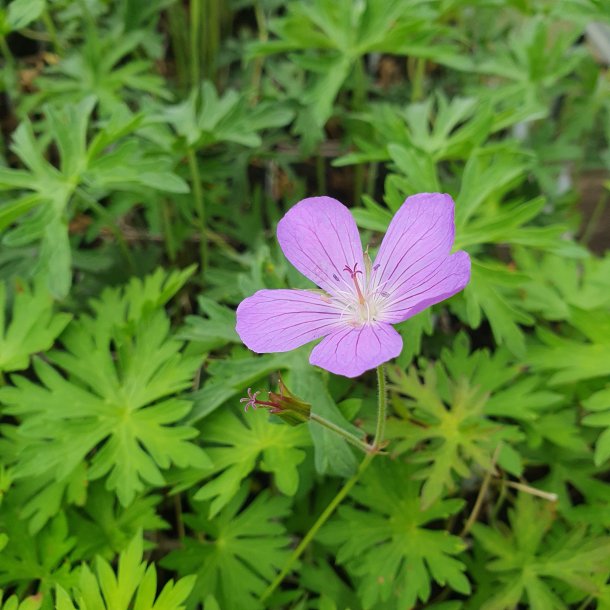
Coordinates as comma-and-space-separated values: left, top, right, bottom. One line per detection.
236, 193, 471, 378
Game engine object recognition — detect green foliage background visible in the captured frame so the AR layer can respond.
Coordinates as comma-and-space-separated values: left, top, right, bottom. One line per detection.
0, 0, 610, 608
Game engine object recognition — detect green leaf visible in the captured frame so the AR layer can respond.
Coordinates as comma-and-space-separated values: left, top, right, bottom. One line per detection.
471, 493, 610, 610
0, 509, 76, 595
67, 482, 167, 561
0, 280, 71, 373
193, 408, 310, 516
463, 260, 533, 357
386, 340, 523, 508
5, 0, 44, 32
287, 358, 358, 477
188, 352, 287, 423
0, 102, 186, 297
528, 328, 610, 385
23, 30, 170, 113
320, 460, 469, 609
56, 534, 195, 610
2, 271, 208, 507
163, 81, 293, 148
177, 296, 239, 351
162, 488, 291, 610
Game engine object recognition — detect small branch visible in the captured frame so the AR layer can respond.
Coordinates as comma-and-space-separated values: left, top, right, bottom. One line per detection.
460, 445, 501, 537
310, 413, 373, 454
260, 451, 376, 603
503, 480, 558, 503
373, 364, 387, 450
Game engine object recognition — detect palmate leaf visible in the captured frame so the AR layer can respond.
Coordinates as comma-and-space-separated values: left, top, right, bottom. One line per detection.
25, 30, 170, 114
516, 250, 610, 321
0, 101, 187, 297
162, 81, 293, 149
162, 487, 291, 610
468, 493, 610, 610
0, 509, 77, 598
335, 94, 494, 168
1, 270, 209, 507
474, 16, 586, 102
55, 535, 195, 610
386, 334, 535, 507
67, 482, 167, 562
539, 453, 610, 527
0, 281, 71, 373
250, 0, 468, 129
4, 463, 88, 535
320, 460, 469, 609
528, 326, 610, 386
188, 346, 357, 478
463, 259, 534, 357
188, 352, 288, 423
176, 296, 239, 352
192, 408, 310, 517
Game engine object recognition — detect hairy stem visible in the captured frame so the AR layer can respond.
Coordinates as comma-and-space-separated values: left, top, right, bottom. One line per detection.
310, 413, 372, 453
373, 364, 387, 449
260, 451, 375, 602
260, 364, 388, 601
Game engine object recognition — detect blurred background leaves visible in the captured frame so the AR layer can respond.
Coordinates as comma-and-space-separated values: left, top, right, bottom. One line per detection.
0, 0, 609, 608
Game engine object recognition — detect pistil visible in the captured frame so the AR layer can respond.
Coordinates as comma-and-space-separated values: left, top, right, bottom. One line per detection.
343, 263, 366, 304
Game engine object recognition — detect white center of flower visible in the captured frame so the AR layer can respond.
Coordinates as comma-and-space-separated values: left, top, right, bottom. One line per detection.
328, 260, 391, 327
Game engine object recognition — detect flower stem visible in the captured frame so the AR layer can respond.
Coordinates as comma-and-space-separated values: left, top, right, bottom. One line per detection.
373, 364, 386, 449
190, 0, 201, 86
310, 413, 372, 453
186, 147, 207, 277
259, 364, 388, 602
260, 451, 375, 603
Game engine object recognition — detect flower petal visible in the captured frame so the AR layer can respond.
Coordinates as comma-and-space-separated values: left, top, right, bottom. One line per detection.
309, 322, 403, 378
373, 193, 456, 297
381, 251, 471, 323
277, 196, 364, 298
235, 289, 343, 353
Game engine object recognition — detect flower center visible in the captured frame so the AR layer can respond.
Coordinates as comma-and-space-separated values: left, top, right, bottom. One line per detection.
329, 259, 390, 326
